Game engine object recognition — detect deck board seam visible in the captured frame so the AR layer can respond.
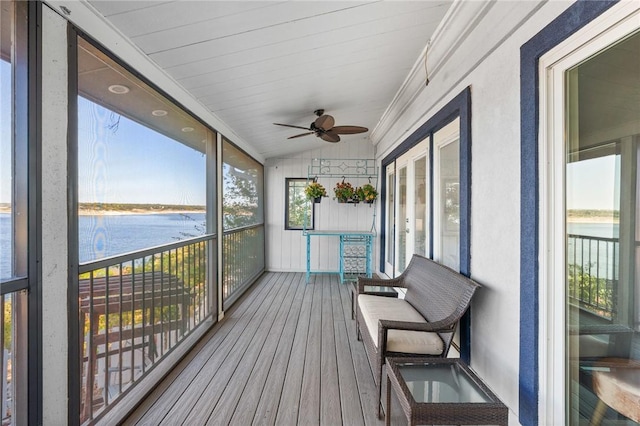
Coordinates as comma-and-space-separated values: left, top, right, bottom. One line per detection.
248, 273, 308, 425
189, 272, 295, 424
161, 272, 288, 424
132, 271, 281, 425
219, 272, 301, 424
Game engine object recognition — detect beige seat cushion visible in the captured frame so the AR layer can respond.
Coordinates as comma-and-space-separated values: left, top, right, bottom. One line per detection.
358, 294, 444, 355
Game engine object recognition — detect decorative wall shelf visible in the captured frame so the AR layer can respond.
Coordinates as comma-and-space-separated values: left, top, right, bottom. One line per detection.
308, 158, 377, 178
304, 159, 378, 283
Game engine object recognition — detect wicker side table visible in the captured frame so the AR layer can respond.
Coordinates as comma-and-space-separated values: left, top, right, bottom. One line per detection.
386, 357, 508, 426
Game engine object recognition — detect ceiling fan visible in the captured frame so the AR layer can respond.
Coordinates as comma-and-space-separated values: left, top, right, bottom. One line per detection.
273, 109, 368, 143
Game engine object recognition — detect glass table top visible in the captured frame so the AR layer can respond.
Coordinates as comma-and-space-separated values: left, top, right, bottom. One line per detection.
397, 362, 492, 404
352, 282, 396, 293
363, 285, 396, 292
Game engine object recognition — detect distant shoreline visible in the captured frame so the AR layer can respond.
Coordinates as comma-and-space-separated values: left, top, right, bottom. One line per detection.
567, 209, 618, 224
77, 209, 205, 216
567, 217, 618, 224
0, 203, 205, 216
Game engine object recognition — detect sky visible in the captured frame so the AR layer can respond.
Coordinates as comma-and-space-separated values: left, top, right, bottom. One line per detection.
76, 96, 206, 206
0, 59, 625, 210
2, 53, 206, 206
1, 60, 11, 205
566, 155, 619, 211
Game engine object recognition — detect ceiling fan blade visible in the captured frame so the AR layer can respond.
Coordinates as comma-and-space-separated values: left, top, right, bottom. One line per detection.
314, 114, 335, 131
274, 123, 311, 131
320, 130, 340, 143
287, 132, 314, 139
332, 125, 369, 135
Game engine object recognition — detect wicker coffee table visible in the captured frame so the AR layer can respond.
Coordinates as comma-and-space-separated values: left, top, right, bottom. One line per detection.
386, 357, 508, 426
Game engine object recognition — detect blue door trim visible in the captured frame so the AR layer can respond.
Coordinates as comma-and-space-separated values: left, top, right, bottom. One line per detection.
380, 87, 472, 362
519, 2, 618, 425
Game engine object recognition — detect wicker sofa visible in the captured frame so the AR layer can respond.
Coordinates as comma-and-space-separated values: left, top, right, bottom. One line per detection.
355, 254, 481, 417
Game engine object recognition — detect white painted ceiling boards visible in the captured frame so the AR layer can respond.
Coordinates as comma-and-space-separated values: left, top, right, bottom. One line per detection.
80, 1, 452, 159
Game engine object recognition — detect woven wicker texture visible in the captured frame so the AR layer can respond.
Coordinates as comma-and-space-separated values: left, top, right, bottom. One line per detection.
355, 254, 481, 418
386, 357, 508, 426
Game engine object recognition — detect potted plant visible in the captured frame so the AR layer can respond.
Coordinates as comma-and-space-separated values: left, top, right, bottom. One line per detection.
333, 180, 354, 203
358, 183, 378, 204
305, 180, 327, 203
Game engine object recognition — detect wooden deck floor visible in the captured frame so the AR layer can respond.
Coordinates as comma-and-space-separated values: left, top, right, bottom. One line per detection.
124, 272, 408, 425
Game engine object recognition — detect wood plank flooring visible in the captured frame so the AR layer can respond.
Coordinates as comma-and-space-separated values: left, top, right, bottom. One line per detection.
124, 272, 407, 425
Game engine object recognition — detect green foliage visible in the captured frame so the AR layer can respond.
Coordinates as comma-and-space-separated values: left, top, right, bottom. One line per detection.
222, 164, 261, 230
288, 184, 311, 228
81, 243, 207, 338
304, 182, 327, 199
356, 183, 378, 203
333, 181, 355, 201
567, 263, 613, 318
4, 300, 11, 351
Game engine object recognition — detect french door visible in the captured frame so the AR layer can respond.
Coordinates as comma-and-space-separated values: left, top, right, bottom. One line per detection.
541, 3, 639, 424
433, 118, 460, 271
384, 118, 461, 277
388, 140, 429, 276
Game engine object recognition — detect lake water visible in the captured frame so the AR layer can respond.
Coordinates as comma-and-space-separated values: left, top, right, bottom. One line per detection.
1, 212, 206, 278
0, 213, 619, 278
567, 221, 618, 239
567, 221, 619, 280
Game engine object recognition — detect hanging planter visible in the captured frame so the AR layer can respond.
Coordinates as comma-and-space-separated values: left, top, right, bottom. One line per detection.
357, 183, 378, 204
305, 179, 327, 203
334, 178, 354, 203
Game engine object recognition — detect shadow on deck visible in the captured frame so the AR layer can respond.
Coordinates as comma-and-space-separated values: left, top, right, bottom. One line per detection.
123, 272, 409, 425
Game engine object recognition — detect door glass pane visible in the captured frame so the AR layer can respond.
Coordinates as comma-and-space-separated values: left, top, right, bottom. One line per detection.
439, 140, 460, 271
285, 178, 312, 230
397, 166, 407, 273
414, 156, 427, 257
1, 2, 14, 280
1, 3, 26, 423
565, 31, 639, 426
386, 172, 395, 269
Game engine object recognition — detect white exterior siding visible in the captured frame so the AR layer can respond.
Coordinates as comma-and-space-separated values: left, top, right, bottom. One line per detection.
265, 139, 375, 272
370, 1, 575, 422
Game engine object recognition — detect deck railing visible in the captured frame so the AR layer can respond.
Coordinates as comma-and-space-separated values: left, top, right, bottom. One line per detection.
222, 224, 265, 306
567, 233, 618, 319
78, 234, 214, 424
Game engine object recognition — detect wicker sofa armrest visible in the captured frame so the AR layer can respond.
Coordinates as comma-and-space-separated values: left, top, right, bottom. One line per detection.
378, 318, 456, 334
377, 318, 456, 355
357, 275, 406, 294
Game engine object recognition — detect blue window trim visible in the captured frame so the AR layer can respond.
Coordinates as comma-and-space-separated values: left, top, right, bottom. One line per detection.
519, 2, 618, 425
380, 86, 472, 362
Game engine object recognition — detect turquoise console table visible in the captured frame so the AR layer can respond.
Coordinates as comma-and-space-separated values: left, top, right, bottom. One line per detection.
305, 230, 374, 283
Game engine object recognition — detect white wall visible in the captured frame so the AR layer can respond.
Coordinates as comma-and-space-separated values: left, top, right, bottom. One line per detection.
265, 139, 376, 272
369, 1, 575, 422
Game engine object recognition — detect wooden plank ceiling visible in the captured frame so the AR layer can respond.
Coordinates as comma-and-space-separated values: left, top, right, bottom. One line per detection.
87, 1, 452, 158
